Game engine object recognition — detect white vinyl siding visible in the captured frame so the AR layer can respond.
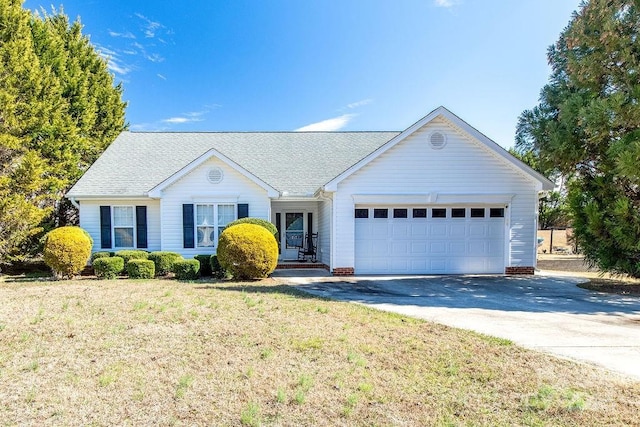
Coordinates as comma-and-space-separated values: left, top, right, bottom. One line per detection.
333, 117, 539, 273
78, 199, 161, 253
160, 156, 271, 258
317, 197, 332, 266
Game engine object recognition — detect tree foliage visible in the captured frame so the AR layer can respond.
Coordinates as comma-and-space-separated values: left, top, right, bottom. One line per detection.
0, 0, 126, 264
516, 0, 640, 276
508, 148, 570, 230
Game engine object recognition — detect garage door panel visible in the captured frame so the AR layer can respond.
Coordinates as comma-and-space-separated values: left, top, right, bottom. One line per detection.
411, 241, 428, 254
429, 241, 447, 254
372, 243, 390, 256
355, 206, 505, 274
449, 241, 466, 255
468, 241, 487, 256
430, 224, 447, 237
391, 241, 408, 255
430, 259, 447, 272
449, 223, 466, 237
392, 223, 409, 237
469, 223, 487, 237
410, 223, 428, 236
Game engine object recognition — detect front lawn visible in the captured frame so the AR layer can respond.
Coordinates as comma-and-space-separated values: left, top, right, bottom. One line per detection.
0, 277, 638, 425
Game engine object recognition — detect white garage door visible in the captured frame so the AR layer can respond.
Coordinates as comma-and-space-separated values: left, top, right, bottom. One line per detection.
355, 206, 505, 274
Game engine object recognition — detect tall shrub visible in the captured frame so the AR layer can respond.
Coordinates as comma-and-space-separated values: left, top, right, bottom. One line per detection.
217, 224, 278, 280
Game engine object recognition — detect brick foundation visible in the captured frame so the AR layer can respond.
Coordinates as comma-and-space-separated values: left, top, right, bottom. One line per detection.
332, 267, 355, 276
505, 266, 535, 275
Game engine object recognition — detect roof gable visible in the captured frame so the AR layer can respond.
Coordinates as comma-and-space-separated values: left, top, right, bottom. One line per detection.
323, 106, 554, 192
147, 148, 279, 198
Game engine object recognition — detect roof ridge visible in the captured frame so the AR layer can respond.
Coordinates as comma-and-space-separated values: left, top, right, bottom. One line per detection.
125, 130, 401, 134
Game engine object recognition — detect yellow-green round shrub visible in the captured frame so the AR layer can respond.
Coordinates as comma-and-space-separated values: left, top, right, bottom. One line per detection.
43, 226, 93, 279
217, 224, 278, 280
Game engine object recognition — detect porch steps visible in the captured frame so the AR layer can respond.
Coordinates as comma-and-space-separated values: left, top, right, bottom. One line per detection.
276, 262, 329, 270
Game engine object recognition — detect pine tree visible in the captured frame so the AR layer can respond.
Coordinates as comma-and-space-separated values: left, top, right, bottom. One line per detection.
517, 0, 640, 277
0, 0, 126, 264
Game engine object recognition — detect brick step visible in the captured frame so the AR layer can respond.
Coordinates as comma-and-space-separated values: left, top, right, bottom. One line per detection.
276, 262, 328, 270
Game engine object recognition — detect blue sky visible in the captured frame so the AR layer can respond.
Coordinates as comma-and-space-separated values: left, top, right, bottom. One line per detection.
26, 0, 582, 148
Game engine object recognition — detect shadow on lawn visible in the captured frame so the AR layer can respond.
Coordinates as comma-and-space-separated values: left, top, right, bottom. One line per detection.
194, 282, 329, 301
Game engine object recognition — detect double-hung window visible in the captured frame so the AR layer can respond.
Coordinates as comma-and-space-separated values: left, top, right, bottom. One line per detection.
113, 206, 135, 248
217, 204, 235, 237
196, 203, 236, 248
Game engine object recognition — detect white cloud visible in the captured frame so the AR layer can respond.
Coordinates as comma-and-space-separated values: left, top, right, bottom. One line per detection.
157, 73, 167, 80
295, 114, 355, 132
162, 110, 209, 124
96, 45, 133, 76
108, 30, 136, 39
434, 0, 459, 7
346, 99, 373, 109
135, 13, 164, 38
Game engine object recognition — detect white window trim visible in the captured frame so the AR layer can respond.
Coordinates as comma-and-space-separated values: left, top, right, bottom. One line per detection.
112, 205, 136, 249
194, 202, 237, 249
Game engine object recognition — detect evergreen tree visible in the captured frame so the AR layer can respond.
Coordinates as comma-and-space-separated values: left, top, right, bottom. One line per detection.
516, 0, 640, 276
0, 0, 126, 264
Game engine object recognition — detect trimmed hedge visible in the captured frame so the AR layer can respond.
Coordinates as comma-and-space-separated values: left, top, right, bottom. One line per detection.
93, 257, 124, 279
43, 226, 93, 279
90, 251, 111, 263
148, 251, 183, 276
210, 255, 227, 279
217, 224, 278, 280
126, 259, 155, 279
115, 250, 149, 266
195, 254, 212, 276
172, 259, 200, 280
225, 217, 278, 238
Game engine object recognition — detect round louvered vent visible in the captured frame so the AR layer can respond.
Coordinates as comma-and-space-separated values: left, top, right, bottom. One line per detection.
207, 167, 223, 184
430, 132, 446, 149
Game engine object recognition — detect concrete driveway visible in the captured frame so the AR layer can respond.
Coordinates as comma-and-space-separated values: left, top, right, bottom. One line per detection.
273, 270, 640, 381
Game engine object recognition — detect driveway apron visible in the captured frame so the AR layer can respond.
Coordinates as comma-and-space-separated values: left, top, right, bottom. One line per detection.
276, 271, 640, 381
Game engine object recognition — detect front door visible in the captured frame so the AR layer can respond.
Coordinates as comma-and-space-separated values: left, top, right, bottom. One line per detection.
282, 212, 304, 260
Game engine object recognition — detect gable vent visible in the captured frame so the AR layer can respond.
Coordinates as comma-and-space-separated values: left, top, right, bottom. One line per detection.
207, 167, 223, 184
429, 131, 446, 149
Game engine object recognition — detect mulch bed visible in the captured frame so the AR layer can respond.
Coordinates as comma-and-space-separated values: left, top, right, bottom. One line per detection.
578, 279, 640, 296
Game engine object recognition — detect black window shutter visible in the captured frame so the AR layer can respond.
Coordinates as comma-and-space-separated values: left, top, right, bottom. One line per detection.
183, 204, 195, 248
100, 206, 112, 249
136, 206, 148, 249
238, 203, 249, 219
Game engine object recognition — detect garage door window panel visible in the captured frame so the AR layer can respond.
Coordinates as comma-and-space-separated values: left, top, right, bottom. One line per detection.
374, 208, 388, 219
452, 208, 466, 218
471, 208, 485, 218
355, 208, 369, 218
490, 208, 505, 218
413, 208, 427, 218
393, 208, 408, 218
432, 208, 447, 218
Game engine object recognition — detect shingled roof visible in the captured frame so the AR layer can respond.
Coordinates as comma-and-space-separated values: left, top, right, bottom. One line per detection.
67, 131, 400, 198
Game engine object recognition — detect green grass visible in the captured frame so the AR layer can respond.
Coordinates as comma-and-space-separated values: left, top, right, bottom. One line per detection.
240, 401, 261, 426
0, 277, 638, 426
